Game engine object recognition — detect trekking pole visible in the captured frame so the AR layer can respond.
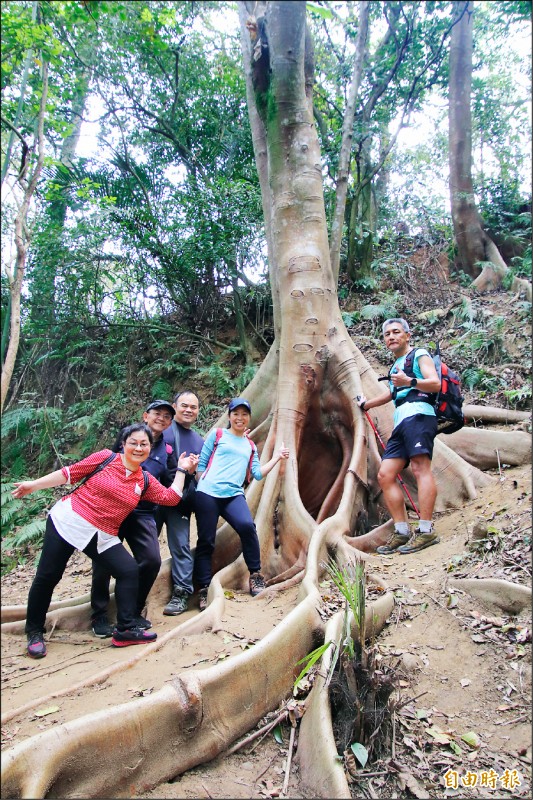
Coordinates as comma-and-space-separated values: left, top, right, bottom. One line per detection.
357, 397, 421, 519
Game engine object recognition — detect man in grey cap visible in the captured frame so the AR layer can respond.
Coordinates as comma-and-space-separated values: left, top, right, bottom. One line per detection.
357, 318, 441, 555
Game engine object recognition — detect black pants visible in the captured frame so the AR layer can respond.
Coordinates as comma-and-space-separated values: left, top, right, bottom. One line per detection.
193, 493, 260, 589
25, 516, 139, 634
91, 511, 161, 619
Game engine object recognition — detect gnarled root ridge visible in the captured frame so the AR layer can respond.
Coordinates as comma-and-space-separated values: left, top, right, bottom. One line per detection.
441, 428, 531, 469
448, 578, 532, 615
1, 595, 323, 799
2, 571, 394, 800
297, 559, 394, 798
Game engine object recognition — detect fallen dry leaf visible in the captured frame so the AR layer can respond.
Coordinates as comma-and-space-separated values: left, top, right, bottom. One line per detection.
34, 705, 60, 718
397, 770, 427, 798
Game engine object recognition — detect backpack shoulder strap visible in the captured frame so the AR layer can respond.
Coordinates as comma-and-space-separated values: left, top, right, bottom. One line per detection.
66, 453, 116, 496
141, 468, 150, 496
201, 428, 223, 480
403, 348, 422, 376
245, 435, 257, 484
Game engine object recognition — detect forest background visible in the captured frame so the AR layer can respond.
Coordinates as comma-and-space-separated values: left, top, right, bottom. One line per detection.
1, 0, 531, 561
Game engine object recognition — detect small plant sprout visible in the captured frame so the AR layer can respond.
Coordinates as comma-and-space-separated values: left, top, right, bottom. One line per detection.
324, 557, 366, 647
293, 642, 334, 696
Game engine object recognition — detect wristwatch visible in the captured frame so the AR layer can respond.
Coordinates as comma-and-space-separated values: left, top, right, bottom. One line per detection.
410, 378, 418, 388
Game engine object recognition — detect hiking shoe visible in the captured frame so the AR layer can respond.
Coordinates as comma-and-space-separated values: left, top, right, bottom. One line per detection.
134, 615, 152, 630
91, 614, 113, 638
27, 632, 47, 659
398, 529, 440, 554
198, 587, 209, 611
249, 572, 266, 597
111, 626, 157, 647
164, 587, 189, 616
376, 532, 409, 555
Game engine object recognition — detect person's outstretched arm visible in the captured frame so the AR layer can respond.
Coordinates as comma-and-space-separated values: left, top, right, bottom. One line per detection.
12, 470, 67, 498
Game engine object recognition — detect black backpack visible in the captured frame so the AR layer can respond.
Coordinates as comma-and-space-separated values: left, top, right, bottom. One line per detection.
390, 344, 465, 435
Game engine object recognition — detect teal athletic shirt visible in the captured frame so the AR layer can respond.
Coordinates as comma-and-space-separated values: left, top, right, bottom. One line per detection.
197, 428, 263, 498
390, 348, 436, 430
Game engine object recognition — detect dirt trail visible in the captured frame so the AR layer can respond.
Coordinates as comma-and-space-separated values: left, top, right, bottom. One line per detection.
1, 465, 531, 799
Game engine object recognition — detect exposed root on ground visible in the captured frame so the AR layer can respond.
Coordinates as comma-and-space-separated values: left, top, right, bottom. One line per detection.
463, 405, 531, 424
442, 428, 531, 469
448, 577, 532, 615
1, 538, 393, 799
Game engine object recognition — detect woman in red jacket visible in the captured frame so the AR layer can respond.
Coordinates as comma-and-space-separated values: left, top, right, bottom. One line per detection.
12, 423, 199, 658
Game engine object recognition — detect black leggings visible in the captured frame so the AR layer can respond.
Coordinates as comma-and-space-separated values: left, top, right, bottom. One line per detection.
193, 492, 260, 588
91, 511, 161, 619
25, 516, 139, 635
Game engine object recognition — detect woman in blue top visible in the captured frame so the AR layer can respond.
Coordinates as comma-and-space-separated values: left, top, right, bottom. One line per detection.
193, 397, 289, 609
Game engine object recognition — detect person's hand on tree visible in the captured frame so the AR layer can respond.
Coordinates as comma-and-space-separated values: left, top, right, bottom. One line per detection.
356, 395, 367, 409
277, 443, 289, 460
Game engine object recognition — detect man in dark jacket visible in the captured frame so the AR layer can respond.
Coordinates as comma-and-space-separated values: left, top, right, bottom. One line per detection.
90, 400, 177, 637
157, 390, 204, 615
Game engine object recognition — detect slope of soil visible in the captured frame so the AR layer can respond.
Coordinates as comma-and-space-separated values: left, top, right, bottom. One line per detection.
1, 462, 530, 799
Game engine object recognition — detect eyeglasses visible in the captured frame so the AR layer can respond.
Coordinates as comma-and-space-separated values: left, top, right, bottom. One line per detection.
125, 440, 151, 449
149, 412, 173, 420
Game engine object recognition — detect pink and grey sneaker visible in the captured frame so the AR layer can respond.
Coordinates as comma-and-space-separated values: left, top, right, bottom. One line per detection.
111, 626, 157, 647
27, 632, 47, 659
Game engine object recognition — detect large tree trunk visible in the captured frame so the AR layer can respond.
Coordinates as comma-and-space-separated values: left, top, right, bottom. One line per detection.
329, 0, 369, 284
1, 61, 49, 412
448, 1, 531, 300
28, 68, 91, 329
346, 141, 376, 281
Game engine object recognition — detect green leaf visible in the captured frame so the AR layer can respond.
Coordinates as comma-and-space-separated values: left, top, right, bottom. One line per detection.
449, 740, 463, 755
461, 731, 481, 748
293, 642, 332, 694
350, 742, 368, 768
307, 2, 334, 19
273, 724, 284, 745
426, 726, 452, 745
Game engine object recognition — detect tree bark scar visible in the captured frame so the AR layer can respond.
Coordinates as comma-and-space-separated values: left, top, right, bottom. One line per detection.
300, 364, 317, 385
288, 256, 321, 272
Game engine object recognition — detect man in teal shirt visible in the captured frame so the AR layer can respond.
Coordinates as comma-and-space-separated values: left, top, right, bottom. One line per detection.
357, 318, 441, 555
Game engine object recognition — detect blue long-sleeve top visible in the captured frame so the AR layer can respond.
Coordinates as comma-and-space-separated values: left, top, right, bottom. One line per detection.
197, 428, 262, 498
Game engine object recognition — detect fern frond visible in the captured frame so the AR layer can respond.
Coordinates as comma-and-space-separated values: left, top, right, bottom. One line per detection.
1, 499, 23, 527
1, 407, 37, 438
4, 519, 47, 549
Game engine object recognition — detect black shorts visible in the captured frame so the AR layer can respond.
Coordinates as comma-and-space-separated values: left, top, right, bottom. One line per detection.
382, 413, 438, 465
